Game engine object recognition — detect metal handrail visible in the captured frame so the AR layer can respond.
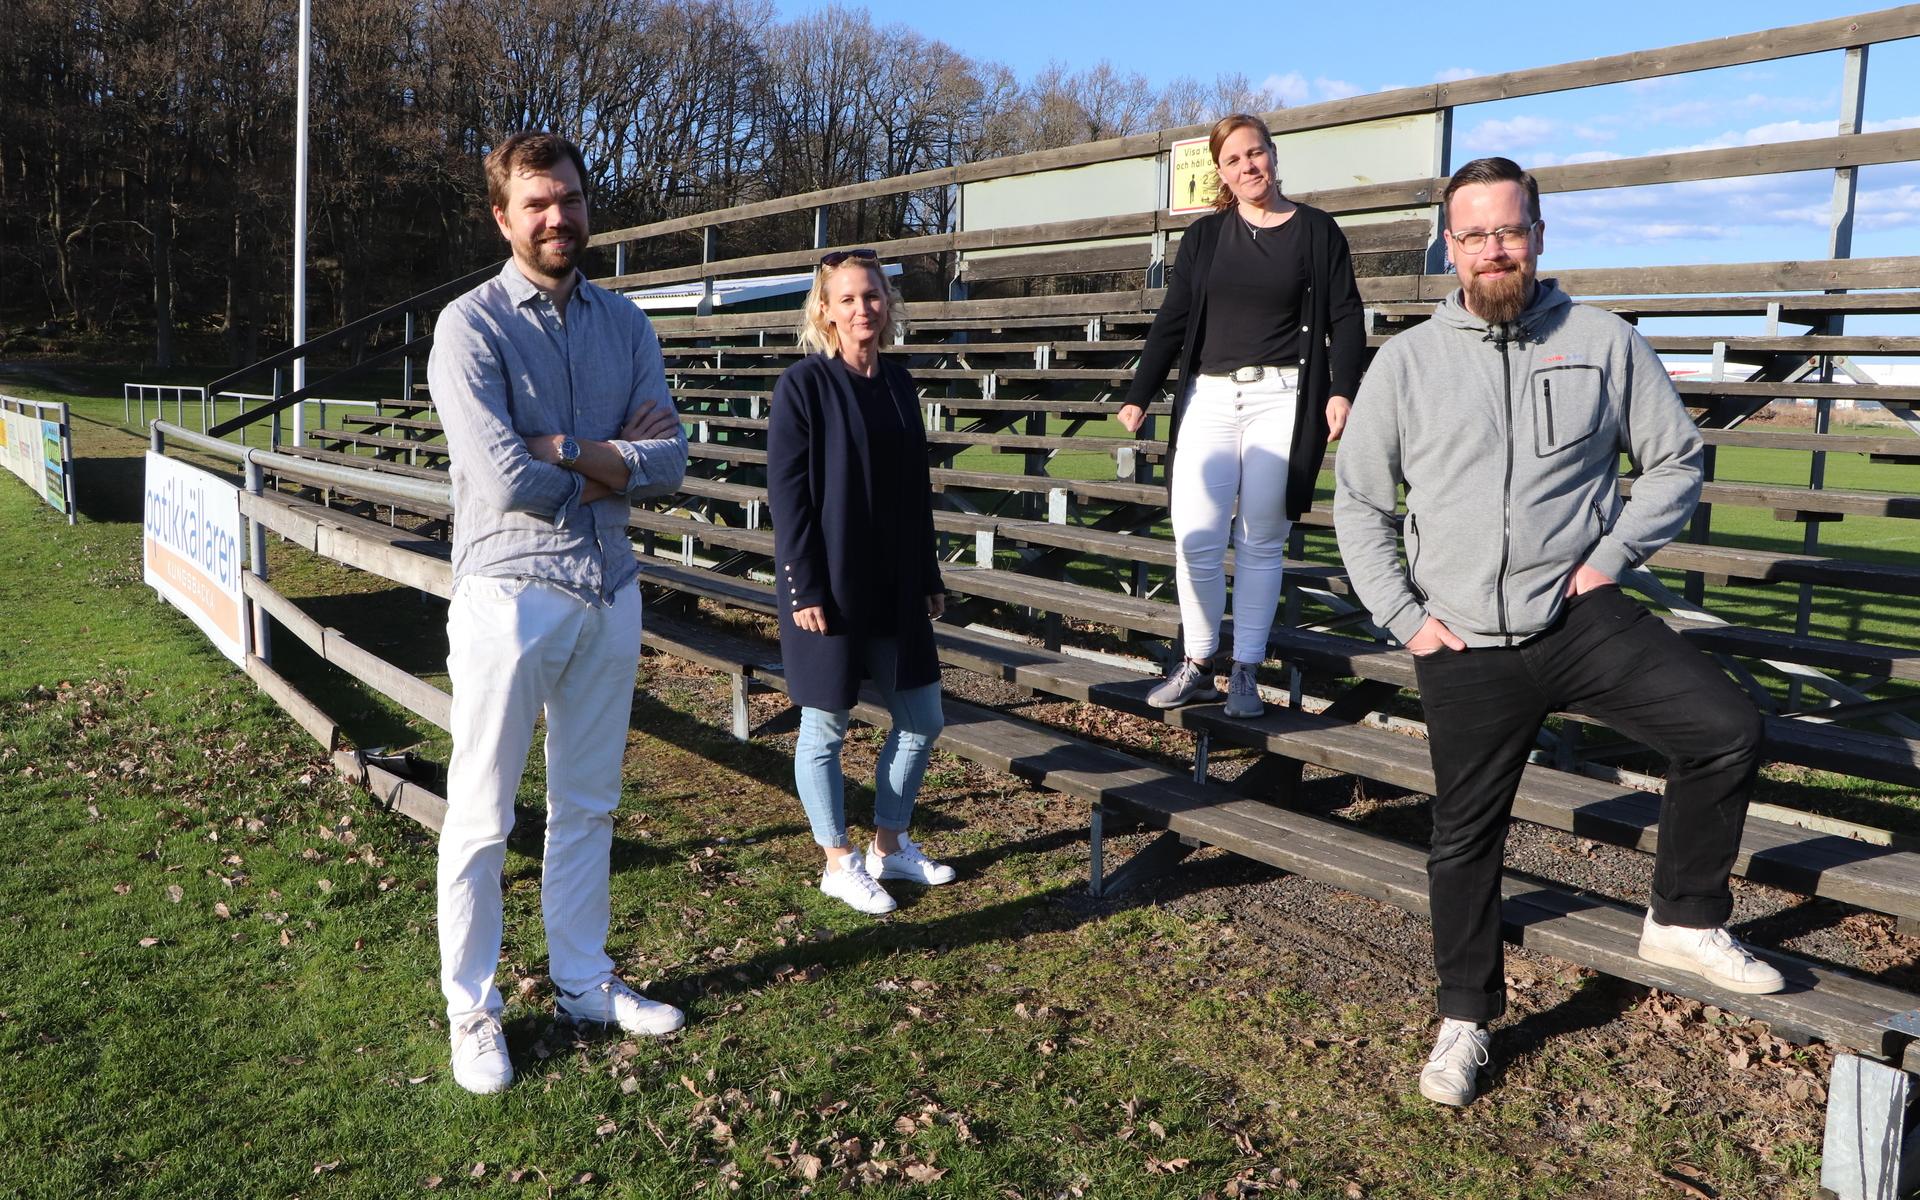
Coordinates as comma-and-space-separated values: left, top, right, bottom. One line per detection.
153, 420, 453, 510
204, 259, 500, 439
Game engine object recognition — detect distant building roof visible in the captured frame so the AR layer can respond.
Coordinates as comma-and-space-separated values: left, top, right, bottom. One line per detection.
616, 263, 903, 313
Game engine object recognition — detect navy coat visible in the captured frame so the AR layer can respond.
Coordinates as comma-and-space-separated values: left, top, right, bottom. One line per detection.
768, 353, 944, 711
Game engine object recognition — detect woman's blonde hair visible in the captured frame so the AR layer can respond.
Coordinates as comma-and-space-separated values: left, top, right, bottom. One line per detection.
797, 257, 906, 355
1208, 113, 1280, 211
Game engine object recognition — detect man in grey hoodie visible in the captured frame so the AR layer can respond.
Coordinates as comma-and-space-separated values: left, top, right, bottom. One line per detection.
1333, 157, 1784, 1108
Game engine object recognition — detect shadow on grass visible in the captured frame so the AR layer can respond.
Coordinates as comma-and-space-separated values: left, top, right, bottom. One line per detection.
72, 455, 147, 524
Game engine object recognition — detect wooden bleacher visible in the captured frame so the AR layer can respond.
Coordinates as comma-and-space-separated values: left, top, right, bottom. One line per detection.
202, 14, 1920, 1169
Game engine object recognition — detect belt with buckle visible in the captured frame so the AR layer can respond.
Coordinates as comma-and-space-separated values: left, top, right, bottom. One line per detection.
1226, 365, 1295, 384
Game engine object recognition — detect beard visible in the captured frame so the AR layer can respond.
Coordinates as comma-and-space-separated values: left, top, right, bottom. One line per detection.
520, 227, 583, 277
1466, 265, 1532, 325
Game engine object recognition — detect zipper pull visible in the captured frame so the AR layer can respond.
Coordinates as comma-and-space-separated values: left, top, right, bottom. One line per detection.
1543, 377, 1555, 446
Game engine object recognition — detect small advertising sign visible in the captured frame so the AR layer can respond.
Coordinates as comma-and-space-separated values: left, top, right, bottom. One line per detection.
41, 420, 65, 513
1169, 136, 1217, 215
143, 451, 248, 665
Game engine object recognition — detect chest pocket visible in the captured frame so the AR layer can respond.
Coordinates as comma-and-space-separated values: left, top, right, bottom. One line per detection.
1533, 364, 1605, 457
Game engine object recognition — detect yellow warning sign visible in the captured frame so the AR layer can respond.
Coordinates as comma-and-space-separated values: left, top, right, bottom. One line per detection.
1169, 137, 1218, 215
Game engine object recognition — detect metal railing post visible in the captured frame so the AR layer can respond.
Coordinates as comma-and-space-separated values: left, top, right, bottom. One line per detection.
245, 457, 272, 665
402, 310, 416, 408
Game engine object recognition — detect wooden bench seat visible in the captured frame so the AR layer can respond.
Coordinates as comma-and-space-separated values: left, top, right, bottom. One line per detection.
1372, 292, 1920, 321
632, 557, 1920, 935
310, 427, 450, 458
343, 413, 446, 435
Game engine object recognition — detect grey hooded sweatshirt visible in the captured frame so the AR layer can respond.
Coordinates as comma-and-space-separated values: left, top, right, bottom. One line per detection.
1333, 278, 1702, 648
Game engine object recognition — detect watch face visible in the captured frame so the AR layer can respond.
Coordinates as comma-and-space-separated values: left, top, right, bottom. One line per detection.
561, 436, 580, 464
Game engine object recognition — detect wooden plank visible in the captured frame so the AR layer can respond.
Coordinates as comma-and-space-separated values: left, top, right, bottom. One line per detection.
1701, 428, 1920, 456
321, 628, 453, 731
1533, 127, 1920, 198
960, 243, 1153, 282
1647, 334, 1920, 355
243, 573, 326, 654
1362, 256, 1920, 304
245, 654, 338, 752
276, 444, 450, 481
343, 748, 449, 833
1375, 292, 1920, 319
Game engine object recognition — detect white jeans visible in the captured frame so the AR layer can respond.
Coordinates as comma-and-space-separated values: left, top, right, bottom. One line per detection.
1170, 371, 1297, 664
438, 575, 642, 1021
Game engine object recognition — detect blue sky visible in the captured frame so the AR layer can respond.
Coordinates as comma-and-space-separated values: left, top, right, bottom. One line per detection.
775, 0, 1920, 339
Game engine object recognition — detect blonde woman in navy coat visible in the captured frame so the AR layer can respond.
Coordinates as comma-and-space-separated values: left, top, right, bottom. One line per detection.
767, 250, 954, 916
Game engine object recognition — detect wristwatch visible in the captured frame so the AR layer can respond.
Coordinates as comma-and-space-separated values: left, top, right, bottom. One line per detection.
558, 435, 581, 466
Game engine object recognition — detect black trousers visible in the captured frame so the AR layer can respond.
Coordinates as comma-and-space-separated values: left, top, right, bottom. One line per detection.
1411, 586, 1763, 1023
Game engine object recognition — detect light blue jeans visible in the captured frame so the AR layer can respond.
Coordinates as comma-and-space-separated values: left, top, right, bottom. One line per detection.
794, 637, 945, 848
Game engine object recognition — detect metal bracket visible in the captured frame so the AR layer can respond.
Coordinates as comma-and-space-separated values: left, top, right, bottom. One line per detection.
1822, 1052, 1920, 1200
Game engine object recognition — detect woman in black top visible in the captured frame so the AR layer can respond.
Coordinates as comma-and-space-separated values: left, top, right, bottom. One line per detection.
1118, 113, 1364, 717
767, 250, 955, 916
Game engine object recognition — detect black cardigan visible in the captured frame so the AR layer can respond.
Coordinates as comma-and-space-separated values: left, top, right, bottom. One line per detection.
767, 353, 944, 711
1121, 202, 1364, 520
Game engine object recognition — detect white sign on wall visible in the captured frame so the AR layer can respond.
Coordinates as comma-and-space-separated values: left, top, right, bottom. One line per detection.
143, 452, 248, 666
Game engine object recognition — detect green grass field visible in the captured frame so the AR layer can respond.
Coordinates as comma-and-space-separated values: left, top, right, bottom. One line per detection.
0, 371, 1852, 1196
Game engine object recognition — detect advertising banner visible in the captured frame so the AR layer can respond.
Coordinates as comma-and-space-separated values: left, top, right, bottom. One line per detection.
41, 420, 65, 513
143, 451, 248, 665
0, 408, 45, 498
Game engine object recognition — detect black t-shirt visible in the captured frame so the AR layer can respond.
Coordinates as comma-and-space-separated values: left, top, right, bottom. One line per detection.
839, 357, 904, 635
1197, 210, 1306, 375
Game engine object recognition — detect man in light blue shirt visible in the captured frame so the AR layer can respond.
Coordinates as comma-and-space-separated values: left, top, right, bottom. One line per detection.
428, 131, 689, 1094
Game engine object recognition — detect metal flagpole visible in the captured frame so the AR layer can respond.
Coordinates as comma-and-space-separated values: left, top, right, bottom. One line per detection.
291, 0, 311, 448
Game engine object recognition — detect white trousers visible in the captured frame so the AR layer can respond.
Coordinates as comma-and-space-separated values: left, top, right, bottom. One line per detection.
1170, 371, 1297, 664
438, 575, 642, 1021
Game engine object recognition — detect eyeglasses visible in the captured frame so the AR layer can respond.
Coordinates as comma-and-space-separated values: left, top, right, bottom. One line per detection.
819, 248, 878, 268
1448, 223, 1539, 255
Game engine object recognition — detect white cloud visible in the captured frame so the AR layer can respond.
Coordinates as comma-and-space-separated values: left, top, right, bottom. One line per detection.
1866, 114, 1920, 134
1526, 149, 1625, 168
1259, 72, 1365, 105
1261, 71, 1310, 107
1434, 66, 1479, 83
1461, 115, 1558, 153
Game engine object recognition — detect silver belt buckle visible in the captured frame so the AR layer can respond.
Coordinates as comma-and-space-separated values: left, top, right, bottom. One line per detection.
1230, 365, 1265, 384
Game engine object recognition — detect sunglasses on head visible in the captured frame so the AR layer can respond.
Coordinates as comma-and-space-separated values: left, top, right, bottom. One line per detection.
819, 248, 878, 268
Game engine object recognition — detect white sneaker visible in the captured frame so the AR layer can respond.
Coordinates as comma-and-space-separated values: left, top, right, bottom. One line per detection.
450, 1012, 513, 1094
1637, 912, 1786, 994
556, 977, 686, 1036
867, 834, 958, 886
1418, 1018, 1489, 1107
820, 856, 897, 914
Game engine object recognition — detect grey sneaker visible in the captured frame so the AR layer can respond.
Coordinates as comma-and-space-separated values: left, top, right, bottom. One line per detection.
1222, 661, 1264, 718
1147, 659, 1217, 709
1419, 1018, 1490, 1107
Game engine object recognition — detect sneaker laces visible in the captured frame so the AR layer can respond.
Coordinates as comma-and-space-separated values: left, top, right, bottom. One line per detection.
884, 835, 933, 866
838, 858, 888, 899
456, 1013, 502, 1055
1429, 1023, 1488, 1068
1229, 664, 1258, 696
1696, 926, 1760, 967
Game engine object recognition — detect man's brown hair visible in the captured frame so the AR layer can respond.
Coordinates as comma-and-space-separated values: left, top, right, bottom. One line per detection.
1442, 156, 1540, 225
484, 132, 587, 212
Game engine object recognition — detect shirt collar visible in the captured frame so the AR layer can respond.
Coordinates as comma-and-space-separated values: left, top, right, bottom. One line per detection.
498, 259, 592, 309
